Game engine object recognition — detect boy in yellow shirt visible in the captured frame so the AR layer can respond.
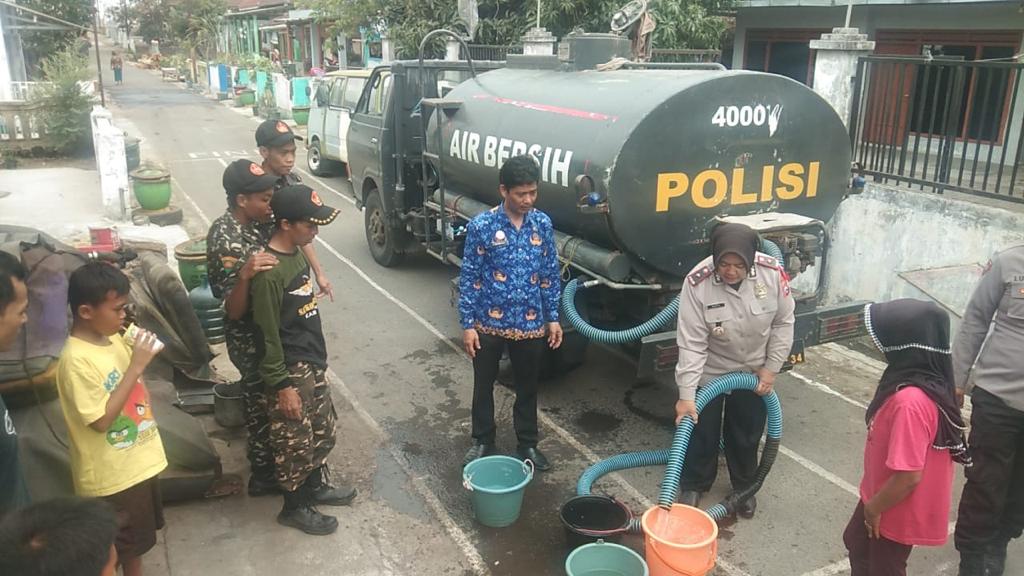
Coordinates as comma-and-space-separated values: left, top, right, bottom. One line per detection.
56, 262, 167, 576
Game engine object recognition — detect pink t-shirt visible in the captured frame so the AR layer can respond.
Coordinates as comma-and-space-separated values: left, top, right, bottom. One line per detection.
859, 386, 954, 546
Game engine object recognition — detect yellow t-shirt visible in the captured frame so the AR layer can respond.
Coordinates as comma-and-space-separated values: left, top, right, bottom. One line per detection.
56, 334, 167, 497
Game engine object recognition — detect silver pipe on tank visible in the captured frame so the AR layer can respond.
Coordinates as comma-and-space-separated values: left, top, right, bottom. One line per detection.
430, 189, 636, 284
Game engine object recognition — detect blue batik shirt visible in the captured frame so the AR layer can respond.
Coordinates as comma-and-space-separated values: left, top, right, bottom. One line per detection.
459, 205, 561, 340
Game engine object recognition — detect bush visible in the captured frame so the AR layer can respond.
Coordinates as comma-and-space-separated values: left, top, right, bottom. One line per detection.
31, 47, 94, 156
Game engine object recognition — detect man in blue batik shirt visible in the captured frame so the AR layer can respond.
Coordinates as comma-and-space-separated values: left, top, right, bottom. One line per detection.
459, 154, 563, 472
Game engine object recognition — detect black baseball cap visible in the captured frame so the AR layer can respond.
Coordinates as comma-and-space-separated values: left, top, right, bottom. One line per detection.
222, 159, 279, 196
255, 119, 304, 148
270, 185, 339, 225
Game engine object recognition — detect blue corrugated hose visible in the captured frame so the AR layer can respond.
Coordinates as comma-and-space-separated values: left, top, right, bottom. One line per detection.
577, 373, 783, 528
561, 240, 783, 343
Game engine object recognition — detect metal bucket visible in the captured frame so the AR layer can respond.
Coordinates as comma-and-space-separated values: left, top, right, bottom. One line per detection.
213, 382, 245, 428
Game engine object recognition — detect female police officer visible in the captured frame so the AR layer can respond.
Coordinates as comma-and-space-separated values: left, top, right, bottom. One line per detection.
674, 222, 795, 517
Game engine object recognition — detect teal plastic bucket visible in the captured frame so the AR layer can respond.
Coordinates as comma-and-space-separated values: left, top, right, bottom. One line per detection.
462, 455, 534, 528
565, 540, 649, 576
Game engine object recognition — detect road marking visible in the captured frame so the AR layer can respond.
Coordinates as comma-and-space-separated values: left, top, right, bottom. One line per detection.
778, 445, 859, 497
327, 367, 489, 574
822, 342, 887, 373
799, 522, 957, 576
295, 166, 357, 206
188, 152, 198, 159
170, 177, 210, 227
818, 342, 973, 418
211, 151, 221, 157
217, 157, 227, 168
788, 370, 868, 410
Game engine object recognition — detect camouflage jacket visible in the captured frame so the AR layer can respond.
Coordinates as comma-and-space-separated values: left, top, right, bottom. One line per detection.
206, 210, 273, 375
274, 170, 301, 192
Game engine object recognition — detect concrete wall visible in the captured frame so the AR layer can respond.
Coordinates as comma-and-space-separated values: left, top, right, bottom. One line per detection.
821, 180, 1024, 321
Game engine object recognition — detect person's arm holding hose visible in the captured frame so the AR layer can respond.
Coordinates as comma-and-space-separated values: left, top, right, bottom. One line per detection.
757, 268, 795, 396
675, 283, 708, 425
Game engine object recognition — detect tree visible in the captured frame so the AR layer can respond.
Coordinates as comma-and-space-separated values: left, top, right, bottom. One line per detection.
31, 46, 94, 155
303, 0, 732, 59
16, 0, 93, 77
167, 0, 227, 59
132, 0, 171, 44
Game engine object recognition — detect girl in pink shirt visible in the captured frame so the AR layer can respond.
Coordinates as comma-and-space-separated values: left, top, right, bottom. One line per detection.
843, 299, 971, 576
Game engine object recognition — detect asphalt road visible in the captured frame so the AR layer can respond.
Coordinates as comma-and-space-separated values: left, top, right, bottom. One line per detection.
103, 49, 1021, 576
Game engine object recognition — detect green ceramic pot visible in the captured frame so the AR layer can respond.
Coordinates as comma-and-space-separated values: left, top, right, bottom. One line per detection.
130, 165, 172, 211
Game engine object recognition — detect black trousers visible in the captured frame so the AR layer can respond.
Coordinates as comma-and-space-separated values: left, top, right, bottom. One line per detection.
955, 386, 1024, 553
471, 333, 545, 448
679, 388, 767, 492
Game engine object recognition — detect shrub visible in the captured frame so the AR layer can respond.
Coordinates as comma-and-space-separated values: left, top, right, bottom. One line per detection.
31, 47, 94, 156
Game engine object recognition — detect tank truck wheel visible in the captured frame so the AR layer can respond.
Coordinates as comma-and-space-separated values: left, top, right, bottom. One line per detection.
364, 187, 404, 267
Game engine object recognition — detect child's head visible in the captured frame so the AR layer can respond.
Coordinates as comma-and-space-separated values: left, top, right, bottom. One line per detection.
270, 185, 339, 248
0, 497, 119, 576
222, 159, 277, 220
68, 262, 131, 336
0, 251, 28, 351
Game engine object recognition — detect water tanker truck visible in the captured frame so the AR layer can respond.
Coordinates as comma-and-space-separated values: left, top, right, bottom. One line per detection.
346, 31, 867, 378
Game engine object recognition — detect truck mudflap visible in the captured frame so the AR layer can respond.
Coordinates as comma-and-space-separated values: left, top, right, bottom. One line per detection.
636, 300, 869, 381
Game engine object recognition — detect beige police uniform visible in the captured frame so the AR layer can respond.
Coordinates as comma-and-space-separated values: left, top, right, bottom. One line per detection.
674, 251, 796, 493
675, 252, 796, 401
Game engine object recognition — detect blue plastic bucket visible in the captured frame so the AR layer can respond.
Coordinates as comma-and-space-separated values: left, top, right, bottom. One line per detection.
462, 455, 534, 528
565, 540, 649, 576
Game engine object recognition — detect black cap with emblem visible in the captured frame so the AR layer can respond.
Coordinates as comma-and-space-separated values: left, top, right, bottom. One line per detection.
222, 159, 279, 197
255, 119, 304, 148
270, 185, 339, 225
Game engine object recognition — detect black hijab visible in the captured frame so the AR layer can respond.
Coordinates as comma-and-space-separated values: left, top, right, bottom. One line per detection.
711, 223, 759, 269
865, 299, 971, 466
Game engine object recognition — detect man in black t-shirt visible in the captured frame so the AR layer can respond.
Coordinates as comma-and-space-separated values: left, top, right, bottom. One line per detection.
0, 251, 30, 518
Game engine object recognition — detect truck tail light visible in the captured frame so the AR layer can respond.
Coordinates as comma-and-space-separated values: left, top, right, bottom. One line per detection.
819, 309, 866, 343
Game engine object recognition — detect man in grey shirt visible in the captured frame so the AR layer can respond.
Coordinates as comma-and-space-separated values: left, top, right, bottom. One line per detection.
952, 245, 1024, 576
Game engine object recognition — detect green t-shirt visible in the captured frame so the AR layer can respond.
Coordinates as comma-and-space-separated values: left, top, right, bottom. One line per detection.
251, 247, 328, 390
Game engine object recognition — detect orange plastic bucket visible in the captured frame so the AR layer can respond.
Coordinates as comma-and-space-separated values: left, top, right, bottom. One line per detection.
640, 505, 718, 576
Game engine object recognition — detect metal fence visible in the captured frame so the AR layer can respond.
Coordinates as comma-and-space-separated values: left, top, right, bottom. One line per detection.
849, 56, 1024, 202
650, 49, 721, 63
465, 44, 523, 61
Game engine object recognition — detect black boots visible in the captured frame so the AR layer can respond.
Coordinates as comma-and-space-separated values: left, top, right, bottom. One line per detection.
306, 466, 357, 506
277, 484, 338, 536
737, 495, 757, 519
247, 474, 282, 497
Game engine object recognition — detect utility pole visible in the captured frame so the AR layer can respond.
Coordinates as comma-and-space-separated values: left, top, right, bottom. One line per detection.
93, 0, 106, 106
